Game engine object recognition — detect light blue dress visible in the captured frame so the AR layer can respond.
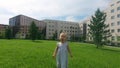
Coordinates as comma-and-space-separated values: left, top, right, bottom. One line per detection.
56, 42, 68, 68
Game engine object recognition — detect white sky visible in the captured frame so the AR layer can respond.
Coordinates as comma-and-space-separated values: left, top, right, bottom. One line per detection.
0, 0, 110, 25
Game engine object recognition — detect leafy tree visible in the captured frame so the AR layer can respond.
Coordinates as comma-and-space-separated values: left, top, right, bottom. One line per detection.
5, 28, 12, 39
0, 32, 5, 39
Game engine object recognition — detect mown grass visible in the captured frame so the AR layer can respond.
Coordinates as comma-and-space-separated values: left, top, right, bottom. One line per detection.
0, 39, 120, 68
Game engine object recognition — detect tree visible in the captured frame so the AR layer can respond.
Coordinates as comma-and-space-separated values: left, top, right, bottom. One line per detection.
41, 28, 46, 40
29, 21, 38, 41
25, 34, 29, 39
5, 28, 12, 39
88, 8, 111, 48
0, 31, 5, 39
37, 30, 41, 40
52, 30, 57, 40
70, 35, 80, 42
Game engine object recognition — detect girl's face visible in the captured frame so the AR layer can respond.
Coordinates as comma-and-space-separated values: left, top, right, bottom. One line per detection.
60, 33, 67, 42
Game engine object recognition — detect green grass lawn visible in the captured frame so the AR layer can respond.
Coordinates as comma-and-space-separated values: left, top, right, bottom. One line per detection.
0, 39, 120, 68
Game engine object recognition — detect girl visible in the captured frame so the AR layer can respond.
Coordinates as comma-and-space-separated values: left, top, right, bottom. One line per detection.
52, 32, 73, 68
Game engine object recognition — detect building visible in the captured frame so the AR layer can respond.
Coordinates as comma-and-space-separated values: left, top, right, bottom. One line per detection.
9, 15, 82, 40
105, 0, 120, 42
0, 24, 8, 38
79, 18, 91, 41
9, 15, 46, 38
43, 19, 81, 40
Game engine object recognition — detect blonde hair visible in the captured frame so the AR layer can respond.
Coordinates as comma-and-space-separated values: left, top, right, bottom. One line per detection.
59, 32, 67, 40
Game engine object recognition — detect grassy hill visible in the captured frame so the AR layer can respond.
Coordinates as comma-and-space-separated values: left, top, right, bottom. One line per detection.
0, 39, 120, 68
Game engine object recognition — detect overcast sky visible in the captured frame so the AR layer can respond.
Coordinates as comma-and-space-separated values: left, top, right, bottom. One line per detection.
0, 0, 110, 25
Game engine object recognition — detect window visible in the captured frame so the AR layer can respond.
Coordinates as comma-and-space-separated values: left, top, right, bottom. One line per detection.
111, 23, 114, 26
117, 7, 120, 11
111, 4, 114, 7
118, 29, 120, 32
52, 25, 54, 27
111, 16, 115, 19
117, 1, 120, 4
117, 36, 120, 41
111, 29, 115, 33
117, 14, 120, 18
112, 36, 115, 41
111, 9, 114, 13
117, 21, 120, 25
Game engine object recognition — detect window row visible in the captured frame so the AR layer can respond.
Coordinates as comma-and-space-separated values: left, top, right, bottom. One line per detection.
111, 1, 120, 7
111, 14, 120, 19
111, 29, 120, 33
111, 36, 120, 41
111, 7, 120, 13
111, 21, 120, 26
48, 25, 79, 29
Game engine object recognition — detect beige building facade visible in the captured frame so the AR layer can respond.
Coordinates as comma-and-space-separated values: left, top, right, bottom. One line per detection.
105, 0, 120, 42
43, 19, 81, 40
79, 18, 91, 41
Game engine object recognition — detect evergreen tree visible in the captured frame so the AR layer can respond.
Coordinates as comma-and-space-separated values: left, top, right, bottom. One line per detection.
29, 21, 38, 41
88, 9, 111, 48
41, 28, 46, 40
37, 31, 41, 40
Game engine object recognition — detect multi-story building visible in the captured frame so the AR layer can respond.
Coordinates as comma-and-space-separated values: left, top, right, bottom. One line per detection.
43, 19, 81, 40
105, 0, 120, 42
9, 15, 81, 40
0, 24, 8, 38
79, 18, 91, 41
9, 15, 46, 38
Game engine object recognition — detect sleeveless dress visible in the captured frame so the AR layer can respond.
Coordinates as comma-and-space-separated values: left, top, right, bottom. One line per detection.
56, 42, 68, 68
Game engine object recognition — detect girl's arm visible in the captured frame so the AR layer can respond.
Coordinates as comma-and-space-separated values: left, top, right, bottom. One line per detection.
67, 45, 73, 57
52, 46, 58, 58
